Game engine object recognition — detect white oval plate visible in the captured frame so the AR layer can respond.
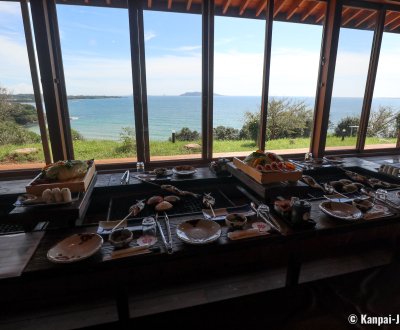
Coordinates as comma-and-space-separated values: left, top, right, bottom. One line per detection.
319, 201, 362, 221
47, 233, 103, 263
177, 219, 221, 245
173, 166, 197, 177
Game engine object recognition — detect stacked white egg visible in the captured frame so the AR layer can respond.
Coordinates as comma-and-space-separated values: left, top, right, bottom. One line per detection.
379, 164, 400, 177
41, 188, 72, 204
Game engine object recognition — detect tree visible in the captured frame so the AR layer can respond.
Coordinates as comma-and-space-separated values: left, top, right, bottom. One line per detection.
117, 126, 136, 153
367, 106, 397, 138
0, 85, 38, 124
266, 98, 313, 140
213, 126, 240, 140
174, 127, 200, 141
334, 116, 360, 137
239, 98, 313, 142
240, 111, 259, 142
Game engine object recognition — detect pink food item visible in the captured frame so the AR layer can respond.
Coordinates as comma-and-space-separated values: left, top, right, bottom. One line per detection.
256, 164, 264, 171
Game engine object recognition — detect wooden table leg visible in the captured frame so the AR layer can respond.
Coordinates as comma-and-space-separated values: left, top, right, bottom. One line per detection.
286, 254, 302, 288
116, 287, 130, 329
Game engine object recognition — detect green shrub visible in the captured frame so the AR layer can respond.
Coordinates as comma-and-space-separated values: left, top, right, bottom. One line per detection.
334, 116, 360, 137
117, 126, 136, 153
12, 103, 38, 125
0, 121, 41, 145
173, 127, 200, 141
71, 128, 84, 141
240, 112, 259, 142
213, 126, 240, 140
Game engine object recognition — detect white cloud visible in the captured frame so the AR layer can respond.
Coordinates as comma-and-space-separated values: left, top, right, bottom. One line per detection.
0, 36, 33, 93
146, 54, 201, 95
88, 39, 97, 46
172, 45, 201, 52
373, 48, 400, 98
144, 31, 156, 41
0, 3, 20, 15
214, 51, 264, 96
332, 51, 371, 97
62, 55, 133, 95
269, 48, 320, 97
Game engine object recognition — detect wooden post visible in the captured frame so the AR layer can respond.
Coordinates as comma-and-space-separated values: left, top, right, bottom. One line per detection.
30, 0, 74, 161
20, 0, 52, 164
202, 0, 214, 160
356, 8, 385, 151
310, 0, 342, 158
128, 0, 146, 163
259, 0, 274, 151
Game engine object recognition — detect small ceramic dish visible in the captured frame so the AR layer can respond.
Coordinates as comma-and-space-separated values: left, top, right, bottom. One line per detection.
319, 201, 362, 220
352, 198, 374, 212
16, 194, 38, 205
173, 165, 197, 177
225, 213, 247, 229
47, 233, 103, 263
152, 167, 172, 177
177, 219, 221, 244
108, 228, 133, 249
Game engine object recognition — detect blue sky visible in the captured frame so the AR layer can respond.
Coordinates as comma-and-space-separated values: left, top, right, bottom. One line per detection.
0, 1, 399, 98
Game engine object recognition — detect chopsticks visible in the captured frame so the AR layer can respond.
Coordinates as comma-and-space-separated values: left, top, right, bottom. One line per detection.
155, 213, 173, 254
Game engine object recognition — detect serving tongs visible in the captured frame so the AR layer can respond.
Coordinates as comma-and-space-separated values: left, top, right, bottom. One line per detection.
250, 202, 284, 234
120, 170, 130, 185
155, 213, 173, 254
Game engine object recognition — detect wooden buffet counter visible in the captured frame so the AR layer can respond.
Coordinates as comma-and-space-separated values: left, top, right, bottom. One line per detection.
1, 156, 400, 329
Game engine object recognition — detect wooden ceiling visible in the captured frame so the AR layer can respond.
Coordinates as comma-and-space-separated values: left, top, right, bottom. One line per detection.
58, 0, 400, 32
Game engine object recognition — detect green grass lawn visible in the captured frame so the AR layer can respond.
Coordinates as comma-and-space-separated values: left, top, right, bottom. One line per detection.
0, 136, 396, 164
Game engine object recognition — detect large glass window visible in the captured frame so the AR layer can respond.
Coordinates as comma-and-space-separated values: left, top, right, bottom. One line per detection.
144, 11, 202, 161
366, 11, 400, 150
0, 1, 48, 170
213, 16, 264, 158
266, 8, 325, 155
56, 4, 136, 162
325, 7, 376, 151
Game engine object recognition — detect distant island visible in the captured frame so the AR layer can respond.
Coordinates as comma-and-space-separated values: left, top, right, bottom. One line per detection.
180, 92, 223, 96
9, 94, 123, 102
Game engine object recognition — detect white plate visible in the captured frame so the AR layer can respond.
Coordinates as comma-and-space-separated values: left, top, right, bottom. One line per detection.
319, 201, 362, 221
47, 233, 103, 263
173, 166, 197, 177
177, 219, 221, 245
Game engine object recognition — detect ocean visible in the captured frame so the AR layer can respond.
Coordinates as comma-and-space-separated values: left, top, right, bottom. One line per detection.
28, 96, 400, 141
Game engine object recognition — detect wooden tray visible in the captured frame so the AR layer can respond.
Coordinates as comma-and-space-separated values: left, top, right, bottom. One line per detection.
26, 162, 96, 195
232, 157, 302, 184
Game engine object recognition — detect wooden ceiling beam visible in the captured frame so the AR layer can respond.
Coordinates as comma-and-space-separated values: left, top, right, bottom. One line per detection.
186, 0, 192, 11
239, 0, 251, 15
168, 0, 172, 9
222, 0, 232, 14
389, 18, 400, 31
301, 1, 322, 22
384, 11, 400, 27
255, 0, 268, 17
367, 11, 394, 29
315, 8, 325, 23
273, 0, 287, 18
287, 0, 305, 20
147, 0, 152, 8
354, 11, 376, 28
342, 9, 365, 26
341, 7, 351, 16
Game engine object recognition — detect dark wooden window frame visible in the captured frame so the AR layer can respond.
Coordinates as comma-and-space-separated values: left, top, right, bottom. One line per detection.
3, 0, 400, 178
20, 0, 52, 165
30, 0, 74, 162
